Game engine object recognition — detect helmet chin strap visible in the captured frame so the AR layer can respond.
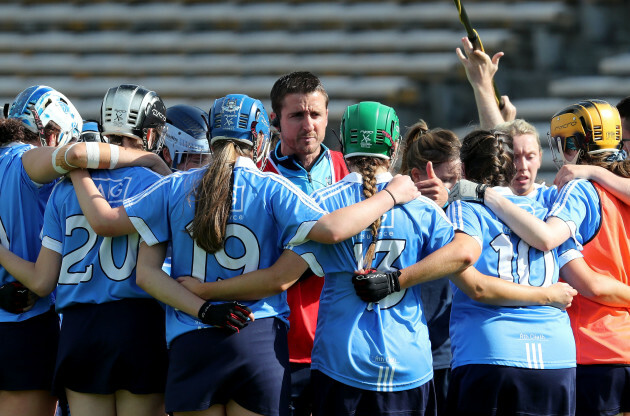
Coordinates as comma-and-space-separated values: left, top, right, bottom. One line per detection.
29, 103, 47, 146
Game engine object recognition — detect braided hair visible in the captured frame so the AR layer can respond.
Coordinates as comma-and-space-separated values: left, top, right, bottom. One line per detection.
460, 129, 515, 186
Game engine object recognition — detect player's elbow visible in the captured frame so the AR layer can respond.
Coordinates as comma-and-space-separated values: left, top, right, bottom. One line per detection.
90, 220, 120, 237
307, 223, 345, 245
135, 264, 151, 290
64, 144, 84, 170
577, 280, 605, 299
458, 251, 477, 272
535, 239, 556, 253
30, 280, 56, 298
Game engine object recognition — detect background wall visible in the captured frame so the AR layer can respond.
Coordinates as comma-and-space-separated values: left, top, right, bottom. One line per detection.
1, 0, 629, 182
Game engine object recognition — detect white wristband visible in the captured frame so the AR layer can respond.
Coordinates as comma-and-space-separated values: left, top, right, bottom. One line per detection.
85, 142, 100, 169
108, 144, 119, 169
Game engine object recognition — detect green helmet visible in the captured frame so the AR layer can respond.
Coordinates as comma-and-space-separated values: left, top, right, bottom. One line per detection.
341, 101, 400, 160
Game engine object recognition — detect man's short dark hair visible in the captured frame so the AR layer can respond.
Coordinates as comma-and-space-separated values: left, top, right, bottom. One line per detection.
270, 71, 329, 118
616, 96, 630, 119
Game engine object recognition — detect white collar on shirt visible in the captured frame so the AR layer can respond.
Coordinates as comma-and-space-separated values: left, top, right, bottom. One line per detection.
234, 156, 258, 169
343, 171, 393, 185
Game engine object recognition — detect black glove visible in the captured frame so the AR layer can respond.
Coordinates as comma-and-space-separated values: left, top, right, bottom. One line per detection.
197, 301, 252, 334
448, 179, 488, 204
0, 282, 32, 314
352, 269, 401, 303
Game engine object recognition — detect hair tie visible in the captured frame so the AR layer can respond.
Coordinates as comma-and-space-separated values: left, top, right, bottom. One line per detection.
605, 150, 627, 162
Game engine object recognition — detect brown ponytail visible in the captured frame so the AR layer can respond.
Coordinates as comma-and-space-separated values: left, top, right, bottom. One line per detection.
189, 140, 249, 253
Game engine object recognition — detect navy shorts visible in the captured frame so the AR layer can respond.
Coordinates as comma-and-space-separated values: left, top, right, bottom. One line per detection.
311, 370, 437, 416
53, 298, 167, 397
290, 362, 313, 416
576, 364, 630, 416
166, 317, 290, 416
0, 308, 59, 391
446, 364, 575, 416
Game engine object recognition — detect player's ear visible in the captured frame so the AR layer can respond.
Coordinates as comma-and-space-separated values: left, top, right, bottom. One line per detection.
161, 146, 172, 166
271, 113, 280, 131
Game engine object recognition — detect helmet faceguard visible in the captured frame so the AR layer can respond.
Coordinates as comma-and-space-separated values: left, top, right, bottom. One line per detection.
548, 99, 621, 168
164, 104, 211, 170
209, 94, 271, 169
8, 85, 82, 147
341, 101, 400, 163
101, 84, 167, 153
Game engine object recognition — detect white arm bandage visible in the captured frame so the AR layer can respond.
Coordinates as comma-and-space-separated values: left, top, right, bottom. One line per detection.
108, 144, 119, 169
51, 146, 68, 174
84, 142, 101, 169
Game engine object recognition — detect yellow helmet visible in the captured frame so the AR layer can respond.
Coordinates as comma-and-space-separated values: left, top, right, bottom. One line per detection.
548, 99, 621, 167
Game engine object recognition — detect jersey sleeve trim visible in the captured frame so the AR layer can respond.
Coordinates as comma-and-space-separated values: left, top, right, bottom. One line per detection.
42, 236, 62, 253
558, 248, 583, 270
286, 220, 317, 247
296, 252, 324, 277
129, 216, 160, 246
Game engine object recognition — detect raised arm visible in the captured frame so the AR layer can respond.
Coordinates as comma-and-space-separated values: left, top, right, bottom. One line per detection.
560, 257, 630, 307
0, 245, 60, 297
554, 164, 630, 205
22, 142, 171, 184
456, 36, 509, 129
69, 169, 135, 237
308, 174, 420, 244
177, 249, 309, 301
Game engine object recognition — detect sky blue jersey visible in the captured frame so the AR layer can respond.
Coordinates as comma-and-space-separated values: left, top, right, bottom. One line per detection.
547, 179, 601, 245
446, 193, 576, 370
123, 156, 327, 345
291, 172, 454, 392
494, 183, 558, 208
0, 143, 55, 322
41, 166, 163, 311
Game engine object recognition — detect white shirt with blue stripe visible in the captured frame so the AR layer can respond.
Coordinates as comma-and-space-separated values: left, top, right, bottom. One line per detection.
446, 191, 576, 370
291, 172, 454, 392
0, 143, 56, 322
123, 156, 327, 345
42, 166, 163, 311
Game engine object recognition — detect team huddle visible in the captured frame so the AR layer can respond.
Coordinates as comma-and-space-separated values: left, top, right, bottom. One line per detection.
0, 39, 629, 416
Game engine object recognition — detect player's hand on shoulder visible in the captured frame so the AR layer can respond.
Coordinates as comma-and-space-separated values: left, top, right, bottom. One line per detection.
0, 281, 37, 314
546, 282, 577, 310
352, 268, 401, 303
553, 165, 593, 189
385, 174, 420, 205
448, 179, 487, 204
197, 301, 254, 333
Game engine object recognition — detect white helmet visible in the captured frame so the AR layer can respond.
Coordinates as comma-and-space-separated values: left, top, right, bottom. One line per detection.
164, 104, 211, 170
8, 85, 82, 146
